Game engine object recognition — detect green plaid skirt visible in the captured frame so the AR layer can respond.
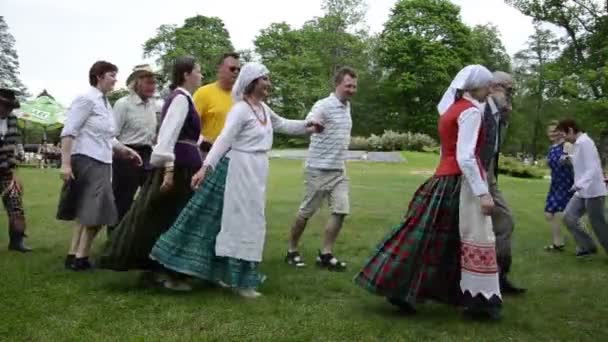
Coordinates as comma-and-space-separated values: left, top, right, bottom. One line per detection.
150, 157, 265, 289
354, 175, 462, 307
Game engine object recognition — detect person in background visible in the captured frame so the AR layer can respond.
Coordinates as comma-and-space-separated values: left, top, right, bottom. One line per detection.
543, 120, 574, 252
556, 119, 608, 257
193, 52, 240, 156
109, 64, 158, 234
0, 87, 32, 252
57, 61, 142, 271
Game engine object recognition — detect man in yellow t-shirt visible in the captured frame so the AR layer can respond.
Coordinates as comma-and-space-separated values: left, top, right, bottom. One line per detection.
193, 52, 241, 153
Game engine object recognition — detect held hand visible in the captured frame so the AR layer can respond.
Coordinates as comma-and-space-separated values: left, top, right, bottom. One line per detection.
191, 166, 208, 190
125, 148, 143, 166
305, 119, 324, 134
479, 194, 495, 216
60, 165, 75, 182
9, 175, 23, 194
160, 171, 174, 193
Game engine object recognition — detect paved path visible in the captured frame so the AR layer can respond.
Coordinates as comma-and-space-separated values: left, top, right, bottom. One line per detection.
269, 149, 405, 163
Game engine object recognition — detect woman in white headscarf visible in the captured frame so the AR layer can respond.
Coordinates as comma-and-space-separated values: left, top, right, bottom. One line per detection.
354, 65, 503, 321
150, 62, 322, 298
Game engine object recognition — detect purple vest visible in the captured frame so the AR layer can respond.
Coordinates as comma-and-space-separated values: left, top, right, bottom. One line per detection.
160, 89, 202, 169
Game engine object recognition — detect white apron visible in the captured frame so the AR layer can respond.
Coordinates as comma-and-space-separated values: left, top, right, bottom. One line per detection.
214, 149, 269, 263
459, 179, 502, 300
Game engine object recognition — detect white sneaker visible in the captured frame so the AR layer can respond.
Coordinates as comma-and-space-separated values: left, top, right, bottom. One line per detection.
217, 281, 230, 288
235, 288, 262, 299
163, 279, 193, 292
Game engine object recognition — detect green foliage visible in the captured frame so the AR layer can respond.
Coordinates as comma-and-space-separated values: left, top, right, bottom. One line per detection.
107, 88, 130, 106
470, 23, 512, 72
143, 15, 234, 84
378, 0, 474, 136
498, 154, 545, 179
349, 130, 437, 151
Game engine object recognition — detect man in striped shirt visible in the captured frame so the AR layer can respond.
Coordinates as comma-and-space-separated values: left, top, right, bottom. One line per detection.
286, 67, 356, 271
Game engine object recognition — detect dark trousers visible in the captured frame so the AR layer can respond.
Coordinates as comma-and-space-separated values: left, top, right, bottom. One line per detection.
108, 145, 152, 232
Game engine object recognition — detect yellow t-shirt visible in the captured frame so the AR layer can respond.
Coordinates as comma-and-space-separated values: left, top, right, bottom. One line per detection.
193, 81, 233, 142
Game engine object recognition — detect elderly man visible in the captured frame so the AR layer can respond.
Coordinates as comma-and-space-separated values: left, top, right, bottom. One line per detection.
193, 52, 240, 154
109, 64, 158, 233
0, 87, 31, 252
480, 71, 525, 294
286, 67, 357, 271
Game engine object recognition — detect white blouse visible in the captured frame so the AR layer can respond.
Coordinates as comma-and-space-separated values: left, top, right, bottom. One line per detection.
150, 87, 192, 168
456, 94, 489, 197
204, 101, 308, 169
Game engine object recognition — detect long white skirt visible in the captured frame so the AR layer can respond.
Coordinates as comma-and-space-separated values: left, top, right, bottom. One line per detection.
215, 149, 268, 262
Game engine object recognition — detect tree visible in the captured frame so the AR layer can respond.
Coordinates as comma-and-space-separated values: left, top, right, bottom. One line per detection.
378, 0, 474, 136
512, 23, 561, 159
143, 15, 234, 86
107, 88, 130, 106
470, 24, 512, 72
506, 0, 608, 163
0, 16, 27, 94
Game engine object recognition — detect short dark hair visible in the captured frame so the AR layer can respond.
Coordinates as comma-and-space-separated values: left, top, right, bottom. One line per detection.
217, 52, 240, 67
89, 61, 118, 86
555, 118, 581, 134
334, 66, 357, 86
169, 56, 197, 91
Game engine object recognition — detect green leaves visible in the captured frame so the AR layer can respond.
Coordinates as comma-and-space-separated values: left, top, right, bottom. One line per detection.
143, 15, 234, 84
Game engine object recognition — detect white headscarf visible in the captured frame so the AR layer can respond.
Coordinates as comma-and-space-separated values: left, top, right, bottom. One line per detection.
437, 65, 493, 116
232, 62, 270, 102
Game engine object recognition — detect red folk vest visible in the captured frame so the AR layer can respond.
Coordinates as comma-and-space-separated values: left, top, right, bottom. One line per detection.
435, 99, 486, 179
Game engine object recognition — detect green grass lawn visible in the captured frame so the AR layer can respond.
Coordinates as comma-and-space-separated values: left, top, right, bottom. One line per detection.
1, 152, 607, 341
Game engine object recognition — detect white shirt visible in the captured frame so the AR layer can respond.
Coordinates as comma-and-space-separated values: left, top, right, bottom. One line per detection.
61, 87, 119, 163
456, 94, 489, 197
150, 87, 192, 168
487, 97, 500, 153
571, 133, 607, 198
113, 93, 158, 147
305, 93, 352, 170
204, 101, 308, 169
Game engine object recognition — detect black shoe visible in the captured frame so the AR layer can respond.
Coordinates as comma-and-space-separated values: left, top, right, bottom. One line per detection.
285, 251, 306, 268
500, 276, 526, 295
316, 251, 347, 271
576, 249, 598, 258
387, 297, 416, 314
8, 230, 32, 253
64, 254, 76, 269
70, 257, 93, 271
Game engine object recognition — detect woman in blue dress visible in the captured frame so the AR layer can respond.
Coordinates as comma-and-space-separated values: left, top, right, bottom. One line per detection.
544, 121, 574, 251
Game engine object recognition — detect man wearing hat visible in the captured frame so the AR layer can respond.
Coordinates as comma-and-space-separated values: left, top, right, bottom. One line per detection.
109, 64, 158, 234
0, 87, 32, 252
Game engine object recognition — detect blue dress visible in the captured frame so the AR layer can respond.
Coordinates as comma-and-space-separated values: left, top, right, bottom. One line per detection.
545, 143, 574, 213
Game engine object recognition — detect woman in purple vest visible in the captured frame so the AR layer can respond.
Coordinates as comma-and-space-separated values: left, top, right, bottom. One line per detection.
98, 56, 203, 289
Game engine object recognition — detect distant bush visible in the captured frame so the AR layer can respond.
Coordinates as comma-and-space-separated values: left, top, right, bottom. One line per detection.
349, 130, 437, 152
498, 155, 545, 179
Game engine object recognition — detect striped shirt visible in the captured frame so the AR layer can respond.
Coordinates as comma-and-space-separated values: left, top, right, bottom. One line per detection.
0, 114, 21, 173
305, 93, 352, 170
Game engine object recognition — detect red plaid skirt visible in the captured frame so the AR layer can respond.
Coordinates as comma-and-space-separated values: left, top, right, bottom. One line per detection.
354, 175, 462, 307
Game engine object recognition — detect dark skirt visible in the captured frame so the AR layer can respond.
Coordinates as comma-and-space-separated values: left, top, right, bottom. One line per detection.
56, 154, 118, 227
354, 175, 463, 307
97, 166, 196, 271
150, 157, 266, 289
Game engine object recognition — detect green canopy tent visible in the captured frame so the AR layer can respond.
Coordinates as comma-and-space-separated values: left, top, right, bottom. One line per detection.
15, 90, 66, 143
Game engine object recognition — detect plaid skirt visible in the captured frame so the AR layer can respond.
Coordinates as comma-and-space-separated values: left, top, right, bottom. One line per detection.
150, 157, 265, 289
354, 175, 462, 307
97, 166, 196, 271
